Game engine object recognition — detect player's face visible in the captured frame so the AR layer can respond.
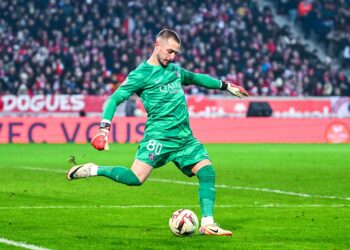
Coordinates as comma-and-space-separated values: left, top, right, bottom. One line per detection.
156, 38, 180, 67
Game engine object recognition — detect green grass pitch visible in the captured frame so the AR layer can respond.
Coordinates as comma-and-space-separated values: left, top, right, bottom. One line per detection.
0, 143, 349, 249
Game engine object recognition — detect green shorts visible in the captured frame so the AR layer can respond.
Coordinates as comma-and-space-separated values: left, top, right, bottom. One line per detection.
135, 137, 210, 177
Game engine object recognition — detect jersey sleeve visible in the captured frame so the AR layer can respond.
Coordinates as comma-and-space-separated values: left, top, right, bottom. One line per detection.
179, 66, 222, 89
102, 71, 144, 121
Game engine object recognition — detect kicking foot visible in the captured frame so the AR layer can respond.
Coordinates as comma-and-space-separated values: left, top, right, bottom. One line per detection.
67, 163, 97, 180
199, 224, 233, 236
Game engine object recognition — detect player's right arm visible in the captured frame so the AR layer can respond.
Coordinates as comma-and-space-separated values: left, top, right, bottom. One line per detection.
91, 71, 144, 151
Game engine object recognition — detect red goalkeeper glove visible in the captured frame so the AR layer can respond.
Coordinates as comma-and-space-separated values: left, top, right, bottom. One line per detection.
91, 121, 110, 151
221, 81, 248, 98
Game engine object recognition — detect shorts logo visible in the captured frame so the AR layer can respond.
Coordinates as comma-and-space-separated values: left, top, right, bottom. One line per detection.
149, 153, 156, 161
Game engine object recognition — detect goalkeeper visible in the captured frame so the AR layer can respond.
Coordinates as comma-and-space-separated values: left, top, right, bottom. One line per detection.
67, 29, 248, 236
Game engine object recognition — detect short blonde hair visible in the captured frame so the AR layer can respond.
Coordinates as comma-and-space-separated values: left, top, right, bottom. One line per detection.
156, 29, 181, 45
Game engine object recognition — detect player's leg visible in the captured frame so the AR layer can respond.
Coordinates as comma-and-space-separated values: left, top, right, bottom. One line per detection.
191, 159, 215, 225
191, 160, 232, 236
67, 159, 153, 186
98, 159, 153, 185
173, 138, 232, 236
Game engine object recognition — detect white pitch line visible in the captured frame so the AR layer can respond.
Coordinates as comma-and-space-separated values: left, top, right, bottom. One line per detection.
148, 178, 350, 201
6, 166, 350, 201
0, 237, 51, 250
0, 204, 349, 210
19, 167, 65, 173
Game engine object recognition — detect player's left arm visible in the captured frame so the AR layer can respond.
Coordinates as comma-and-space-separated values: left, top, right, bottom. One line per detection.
180, 68, 248, 98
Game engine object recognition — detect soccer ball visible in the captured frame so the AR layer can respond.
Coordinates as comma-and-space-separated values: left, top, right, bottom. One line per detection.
168, 209, 199, 236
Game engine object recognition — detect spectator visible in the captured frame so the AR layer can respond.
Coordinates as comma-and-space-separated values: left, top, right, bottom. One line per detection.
125, 95, 137, 117
342, 45, 350, 68
273, 0, 350, 67
0, 0, 348, 97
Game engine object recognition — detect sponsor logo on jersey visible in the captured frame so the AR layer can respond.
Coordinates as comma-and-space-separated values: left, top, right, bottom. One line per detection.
159, 81, 182, 94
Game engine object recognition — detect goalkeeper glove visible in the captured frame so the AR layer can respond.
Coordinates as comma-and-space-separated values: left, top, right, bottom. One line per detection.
91, 120, 111, 151
221, 81, 248, 98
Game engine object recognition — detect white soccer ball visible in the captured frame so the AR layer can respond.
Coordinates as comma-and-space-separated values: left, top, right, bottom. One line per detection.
169, 209, 199, 236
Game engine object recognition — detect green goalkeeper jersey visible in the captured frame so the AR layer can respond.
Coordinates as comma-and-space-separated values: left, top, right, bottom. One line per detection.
102, 61, 221, 140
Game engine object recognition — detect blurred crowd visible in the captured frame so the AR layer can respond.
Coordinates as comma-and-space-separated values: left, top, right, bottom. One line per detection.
275, 0, 350, 69
0, 0, 349, 96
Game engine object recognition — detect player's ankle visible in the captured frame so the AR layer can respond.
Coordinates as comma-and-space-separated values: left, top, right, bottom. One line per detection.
201, 216, 214, 227
90, 165, 98, 176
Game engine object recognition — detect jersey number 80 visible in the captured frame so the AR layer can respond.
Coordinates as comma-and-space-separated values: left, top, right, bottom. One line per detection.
146, 140, 163, 155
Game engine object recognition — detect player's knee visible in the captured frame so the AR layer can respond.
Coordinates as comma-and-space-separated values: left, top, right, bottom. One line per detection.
196, 165, 216, 180
129, 175, 143, 186
206, 166, 216, 179
124, 170, 143, 186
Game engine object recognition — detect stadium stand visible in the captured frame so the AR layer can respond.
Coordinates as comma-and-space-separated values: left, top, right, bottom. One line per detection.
0, 0, 349, 96
275, 0, 350, 68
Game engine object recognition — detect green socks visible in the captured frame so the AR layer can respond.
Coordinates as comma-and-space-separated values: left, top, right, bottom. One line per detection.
196, 165, 216, 217
97, 166, 142, 186
96, 164, 216, 217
